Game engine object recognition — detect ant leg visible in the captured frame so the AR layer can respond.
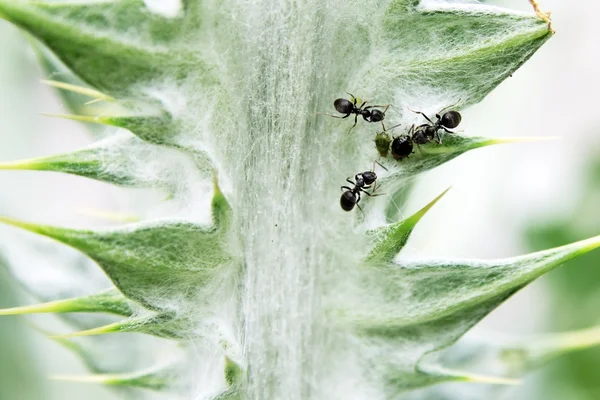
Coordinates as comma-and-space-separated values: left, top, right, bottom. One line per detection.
347, 115, 358, 134
415, 143, 424, 156
341, 186, 353, 192
346, 92, 356, 104
373, 160, 388, 172
355, 202, 366, 220
408, 108, 435, 124
365, 104, 391, 112
361, 189, 385, 198
346, 179, 356, 186
315, 112, 342, 119
378, 122, 402, 135
439, 99, 462, 114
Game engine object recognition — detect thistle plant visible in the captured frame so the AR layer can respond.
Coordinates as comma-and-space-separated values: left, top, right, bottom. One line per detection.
0, 1, 598, 399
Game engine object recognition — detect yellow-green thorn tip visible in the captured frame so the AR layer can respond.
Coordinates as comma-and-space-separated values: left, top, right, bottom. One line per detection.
488, 136, 561, 145
547, 325, 600, 353
50, 320, 125, 339
0, 216, 55, 237
40, 113, 114, 126
461, 372, 521, 386
41, 80, 114, 102
0, 290, 131, 317
211, 170, 232, 229
50, 370, 170, 390
366, 187, 451, 263
76, 208, 141, 223
0, 157, 45, 171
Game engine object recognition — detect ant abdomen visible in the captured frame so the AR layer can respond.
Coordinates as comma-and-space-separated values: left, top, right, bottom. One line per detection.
340, 191, 358, 211
334, 98, 354, 114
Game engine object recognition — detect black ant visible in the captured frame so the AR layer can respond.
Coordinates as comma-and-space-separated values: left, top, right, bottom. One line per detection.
390, 131, 415, 161
390, 124, 429, 161
322, 93, 390, 134
410, 106, 462, 144
340, 161, 387, 214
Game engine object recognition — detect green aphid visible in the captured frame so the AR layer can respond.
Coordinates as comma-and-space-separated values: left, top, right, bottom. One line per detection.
375, 131, 392, 157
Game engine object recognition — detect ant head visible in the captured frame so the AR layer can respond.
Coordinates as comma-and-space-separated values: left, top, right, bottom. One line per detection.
362, 171, 377, 185
369, 109, 385, 122
440, 110, 461, 129
334, 98, 354, 114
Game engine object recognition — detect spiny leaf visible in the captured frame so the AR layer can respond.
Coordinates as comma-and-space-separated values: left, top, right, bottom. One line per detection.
0, 187, 232, 309
432, 325, 600, 392
387, 363, 518, 393
0, 134, 185, 189
356, 235, 600, 332
52, 367, 173, 391
0, 288, 132, 317
43, 113, 213, 172
0, 0, 214, 96
499, 325, 600, 374
366, 188, 450, 263
381, 135, 557, 192
27, 36, 109, 121
52, 312, 192, 340
342, 235, 600, 392
369, 1, 553, 105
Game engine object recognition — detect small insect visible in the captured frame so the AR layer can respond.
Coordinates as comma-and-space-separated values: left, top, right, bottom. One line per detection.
340, 162, 387, 213
390, 124, 427, 161
374, 123, 402, 158
390, 132, 415, 161
410, 106, 462, 144
323, 93, 390, 134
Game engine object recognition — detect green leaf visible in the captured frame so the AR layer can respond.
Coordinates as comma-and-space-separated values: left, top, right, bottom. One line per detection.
43, 113, 213, 172
366, 188, 450, 263
499, 325, 600, 375
430, 325, 600, 390
380, 135, 533, 186
369, 1, 552, 105
0, 0, 214, 96
0, 134, 186, 189
29, 37, 112, 121
0, 288, 132, 317
348, 235, 600, 392
53, 312, 192, 340
358, 235, 600, 331
0, 185, 232, 309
